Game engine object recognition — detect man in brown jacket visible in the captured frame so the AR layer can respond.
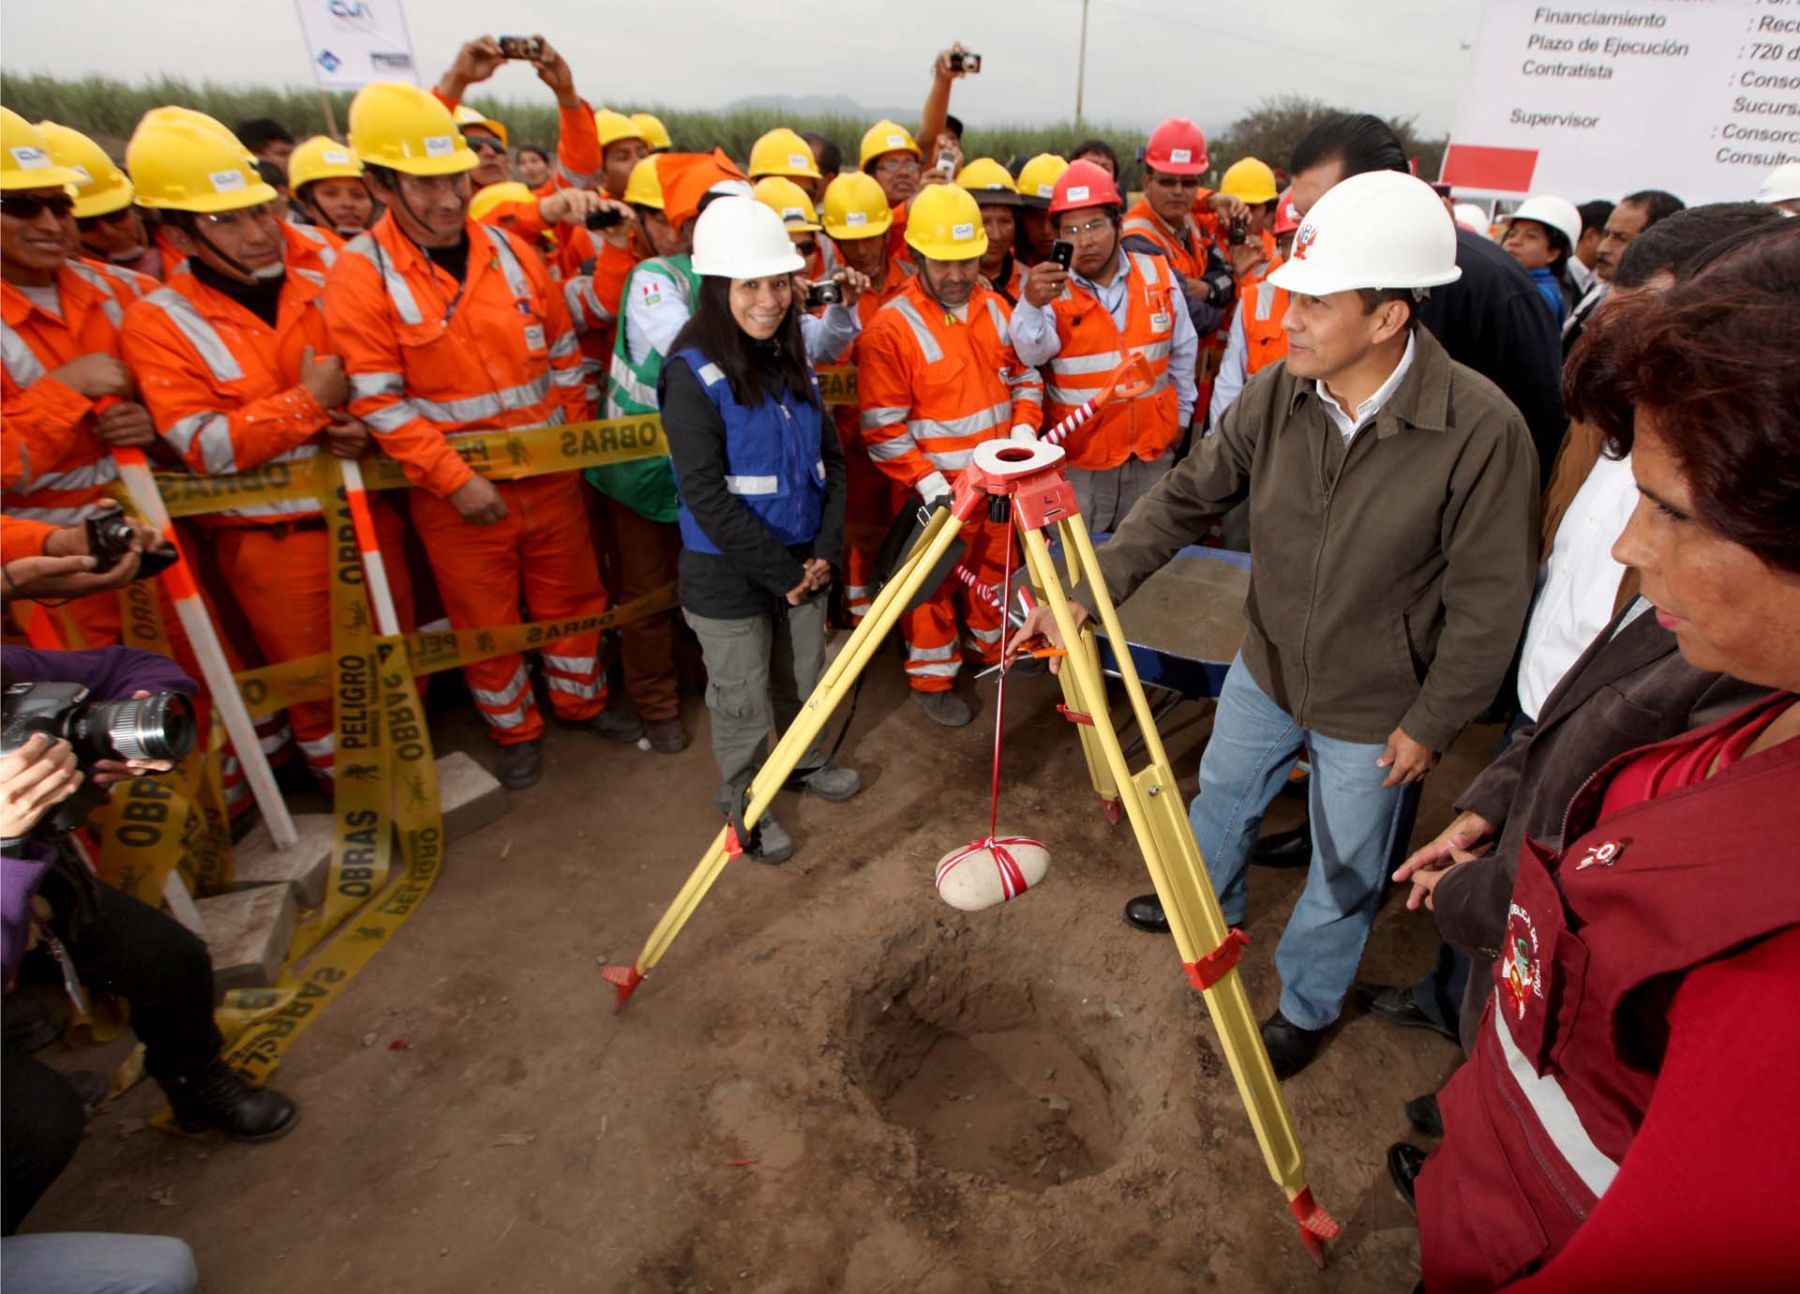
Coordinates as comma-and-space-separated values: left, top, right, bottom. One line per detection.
1019, 172, 1539, 1078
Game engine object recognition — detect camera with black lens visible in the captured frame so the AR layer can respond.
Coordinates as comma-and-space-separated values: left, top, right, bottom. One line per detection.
85, 508, 179, 580
948, 52, 982, 74
805, 279, 843, 309
1227, 215, 1249, 246
1, 681, 196, 835
584, 207, 623, 231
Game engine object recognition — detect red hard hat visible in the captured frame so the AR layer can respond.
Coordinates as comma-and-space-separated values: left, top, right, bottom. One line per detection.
1049, 159, 1122, 214
1144, 117, 1208, 176
1273, 187, 1300, 236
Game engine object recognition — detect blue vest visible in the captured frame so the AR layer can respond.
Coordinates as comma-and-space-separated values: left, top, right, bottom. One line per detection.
1528, 265, 1566, 326
669, 347, 827, 556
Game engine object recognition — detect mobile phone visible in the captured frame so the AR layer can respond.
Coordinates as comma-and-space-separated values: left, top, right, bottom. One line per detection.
585, 207, 623, 231
1049, 239, 1074, 270
949, 52, 982, 74
936, 150, 957, 179
805, 280, 844, 309
497, 35, 542, 60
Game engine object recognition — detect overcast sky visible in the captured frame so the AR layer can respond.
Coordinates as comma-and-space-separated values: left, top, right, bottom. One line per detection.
2, 0, 1482, 133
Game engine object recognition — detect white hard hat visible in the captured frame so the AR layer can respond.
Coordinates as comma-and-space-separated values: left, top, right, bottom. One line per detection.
1757, 160, 1800, 206
1452, 202, 1491, 236
1509, 195, 1582, 251
691, 196, 805, 279
1268, 170, 1463, 297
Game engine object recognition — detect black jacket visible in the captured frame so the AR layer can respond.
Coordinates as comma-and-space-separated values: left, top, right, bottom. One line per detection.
1420, 227, 1568, 488
661, 352, 845, 620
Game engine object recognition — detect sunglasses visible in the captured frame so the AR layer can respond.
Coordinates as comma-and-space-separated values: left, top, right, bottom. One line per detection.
1150, 174, 1203, 190
1, 193, 76, 221
77, 207, 138, 231
795, 238, 818, 257
465, 135, 508, 155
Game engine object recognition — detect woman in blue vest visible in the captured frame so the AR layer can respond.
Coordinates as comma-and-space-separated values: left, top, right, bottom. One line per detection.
660, 197, 858, 864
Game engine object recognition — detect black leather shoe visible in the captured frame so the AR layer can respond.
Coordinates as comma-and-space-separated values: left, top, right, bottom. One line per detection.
1251, 824, 1311, 869
1353, 982, 1461, 1044
1404, 1092, 1444, 1139
1261, 1009, 1329, 1080
494, 740, 541, 790
163, 1060, 298, 1141
1122, 893, 1169, 933
1387, 1141, 1428, 1213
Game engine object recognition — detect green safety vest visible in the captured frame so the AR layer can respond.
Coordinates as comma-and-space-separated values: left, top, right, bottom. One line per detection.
583, 253, 698, 523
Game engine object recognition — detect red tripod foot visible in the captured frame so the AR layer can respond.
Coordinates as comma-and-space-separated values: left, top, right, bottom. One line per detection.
599, 963, 645, 1012
1288, 1186, 1340, 1268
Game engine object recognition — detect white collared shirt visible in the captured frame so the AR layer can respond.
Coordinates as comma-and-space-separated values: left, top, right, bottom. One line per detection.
1316, 331, 1416, 444
1567, 255, 1595, 296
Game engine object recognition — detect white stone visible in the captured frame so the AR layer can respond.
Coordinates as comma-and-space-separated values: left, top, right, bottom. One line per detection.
197, 885, 298, 996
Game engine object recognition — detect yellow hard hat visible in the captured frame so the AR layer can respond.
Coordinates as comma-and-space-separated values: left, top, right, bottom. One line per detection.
453, 103, 509, 149
127, 115, 276, 213
348, 82, 478, 177
594, 108, 646, 151
1016, 154, 1069, 207
623, 156, 663, 209
631, 112, 672, 152
1219, 157, 1278, 205
469, 180, 537, 223
36, 121, 133, 217
904, 183, 987, 262
749, 127, 821, 182
859, 119, 920, 169
820, 171, 892, 240
955, 157, 1022, 206
137, 106, 254, 162
287, 135, 364, 191
753, 176, 821, 232
1, 108, 84, 193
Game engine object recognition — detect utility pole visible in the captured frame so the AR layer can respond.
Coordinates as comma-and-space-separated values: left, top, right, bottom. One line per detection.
1075, 0, 1090, 127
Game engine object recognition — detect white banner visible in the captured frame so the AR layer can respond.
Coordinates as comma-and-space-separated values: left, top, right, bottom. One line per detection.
1444, 0, 1800, 204
294, 0, 419, 91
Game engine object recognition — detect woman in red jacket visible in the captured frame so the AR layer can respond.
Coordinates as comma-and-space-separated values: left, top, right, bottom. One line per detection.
1400, 221, 1800, 1291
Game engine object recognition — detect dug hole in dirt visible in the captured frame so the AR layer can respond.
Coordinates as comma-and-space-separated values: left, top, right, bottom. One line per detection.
28, 660, 1479, 1292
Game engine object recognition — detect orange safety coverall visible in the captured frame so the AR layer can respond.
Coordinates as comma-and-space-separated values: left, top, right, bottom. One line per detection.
562, 236, 642, 410
0, 514, 53, 562
1, 256, 261, 806
323, 212, 608, 746
1039, 251, 1183, 471
857, 277, 1043, 690
120, 221, 414, 786
825, 257, 912, 622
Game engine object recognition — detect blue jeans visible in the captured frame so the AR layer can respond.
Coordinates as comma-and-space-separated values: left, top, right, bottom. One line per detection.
1189, 657, 1420, 1030
0, 1234, 196, 1294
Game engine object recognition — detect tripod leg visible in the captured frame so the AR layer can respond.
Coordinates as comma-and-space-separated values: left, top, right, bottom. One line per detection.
1017, 521, 1337, 1264
602, 507, 968, 1008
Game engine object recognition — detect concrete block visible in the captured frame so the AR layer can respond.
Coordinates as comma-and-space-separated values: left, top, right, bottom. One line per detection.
197, 885, 298, 998
229, 813, 336, 908
436, 751, 507, 841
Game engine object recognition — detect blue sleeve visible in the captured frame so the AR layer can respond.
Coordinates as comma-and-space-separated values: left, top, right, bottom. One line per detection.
2, 646, 198, 700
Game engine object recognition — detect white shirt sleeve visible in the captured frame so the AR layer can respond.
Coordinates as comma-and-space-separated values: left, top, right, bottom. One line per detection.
1206, 307, 1247, 430
801, 303, 861, 365
624, 267, 693, 365
1169, 290, 1200, 428
1008, 296, 1060, 366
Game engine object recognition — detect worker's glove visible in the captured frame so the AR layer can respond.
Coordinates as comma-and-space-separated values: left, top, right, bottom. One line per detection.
916, 470, 952, 505
1009, 425, 1038, 443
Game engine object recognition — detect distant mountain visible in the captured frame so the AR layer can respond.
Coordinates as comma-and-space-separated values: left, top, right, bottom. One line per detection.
722, 93, 916, 121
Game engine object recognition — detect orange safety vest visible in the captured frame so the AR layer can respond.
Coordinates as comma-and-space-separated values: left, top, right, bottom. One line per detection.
1240, 254, 1291, 377
323, 213, 589, 500
857, 276, 1043, 489
1122, 196, 1208, 281
1, 258, 157, 526
1040, 251, 1183, 470
119, 223, 344, 522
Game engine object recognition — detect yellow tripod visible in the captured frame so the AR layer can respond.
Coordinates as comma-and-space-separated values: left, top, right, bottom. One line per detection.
603, 414, 1338, 1264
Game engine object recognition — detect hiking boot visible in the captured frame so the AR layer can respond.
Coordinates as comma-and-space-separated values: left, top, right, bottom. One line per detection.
749, 813, 794, 865
799, 764, 862, 802
162, 1060, 298, 1141
588, 707, 645, 744
495, 740, 541, 790
644, 716, 689, 754
911, 689, 972, 728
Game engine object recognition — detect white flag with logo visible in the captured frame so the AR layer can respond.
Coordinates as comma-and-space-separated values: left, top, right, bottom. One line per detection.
294, 0, 419, 90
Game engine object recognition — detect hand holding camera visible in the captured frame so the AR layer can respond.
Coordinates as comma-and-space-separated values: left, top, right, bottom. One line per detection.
1023, 258, 1069, 308
0, 733, 83, 841
804, 278, 843, 310
938, 45, 982, 78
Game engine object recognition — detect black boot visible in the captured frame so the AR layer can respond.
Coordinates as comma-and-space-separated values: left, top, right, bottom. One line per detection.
1251, 824, 1311, 869
162, 1060, 298, 1141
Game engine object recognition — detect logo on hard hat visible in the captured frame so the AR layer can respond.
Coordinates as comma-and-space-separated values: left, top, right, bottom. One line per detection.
1067, 185, 1090, 202
846, 211, 868, 226
782, 206, 804, 221
210, 169, 247, 194
323, 149, 351, 165
424, 135, 455, 157
1169, 148, 1192, 164
788, 153, 809, 169
886, 134, 906, 148
952, 222, 975, 240
1292, 224, 1318, 260
10, 146, 50, 170
1036, 184, 1053, 198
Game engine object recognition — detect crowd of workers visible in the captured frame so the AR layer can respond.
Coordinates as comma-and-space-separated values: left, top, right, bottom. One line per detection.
2, 30, 1798, 1293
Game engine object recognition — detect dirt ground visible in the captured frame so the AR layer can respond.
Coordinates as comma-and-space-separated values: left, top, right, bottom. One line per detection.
27, 649, 1490, 1293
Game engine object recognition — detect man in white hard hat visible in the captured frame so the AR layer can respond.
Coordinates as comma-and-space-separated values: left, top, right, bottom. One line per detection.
1013, 170, 1539, 1078
1758, 160, 1800, 215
